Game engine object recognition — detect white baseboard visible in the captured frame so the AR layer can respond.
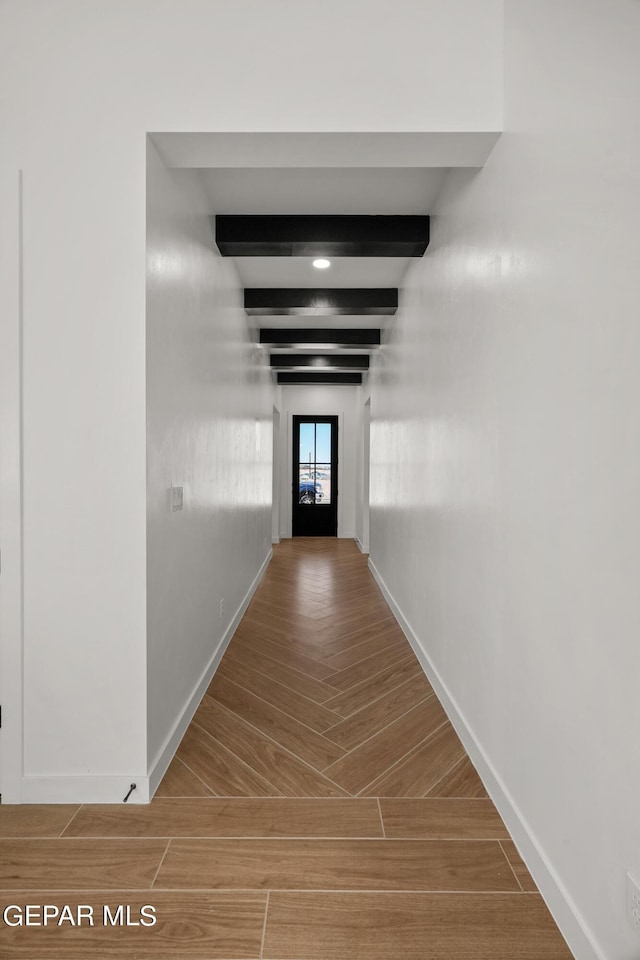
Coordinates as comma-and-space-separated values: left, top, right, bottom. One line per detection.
368, 556, 605, 960
354, 536, 369, 555
147, 549, 273, 799
18, 550, 274, 806
21, 775, 151, 804
272, 537, 280, 544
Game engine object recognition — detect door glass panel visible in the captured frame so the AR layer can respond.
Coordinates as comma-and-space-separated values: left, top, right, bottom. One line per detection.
297, 421, 332, 505
315, 422, 332, 504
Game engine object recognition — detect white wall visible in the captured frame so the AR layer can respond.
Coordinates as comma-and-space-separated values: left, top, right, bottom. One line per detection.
146, 142, 273, 780
369, 2, 640, 958
278, 386, 359, 540
0, 0, 502, 801
354, 390, 372, 553
272, 406, 281, 543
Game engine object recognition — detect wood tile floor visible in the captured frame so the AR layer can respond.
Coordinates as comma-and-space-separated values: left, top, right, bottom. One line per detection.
0, 538, 574, 958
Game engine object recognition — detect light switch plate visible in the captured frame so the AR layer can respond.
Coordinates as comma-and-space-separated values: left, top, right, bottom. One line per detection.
171, 485, 184, 511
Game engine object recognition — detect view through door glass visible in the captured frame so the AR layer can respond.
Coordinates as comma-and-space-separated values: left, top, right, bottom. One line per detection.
298, 421, 332, 504
292, 416, 338, 537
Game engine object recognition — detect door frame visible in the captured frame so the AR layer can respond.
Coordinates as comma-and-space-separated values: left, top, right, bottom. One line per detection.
361, 397, 371, 553
271, 405, 281, 544
292, 415, 339, 537
285, 412, 344, 538
0, 169, 24, 802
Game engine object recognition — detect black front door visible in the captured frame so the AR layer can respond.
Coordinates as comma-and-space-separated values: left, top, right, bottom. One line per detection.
292, 416, 338, 537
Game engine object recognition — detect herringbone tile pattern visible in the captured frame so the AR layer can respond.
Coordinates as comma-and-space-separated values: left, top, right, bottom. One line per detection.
0, 539, 574, 958
164, 538, 481, 800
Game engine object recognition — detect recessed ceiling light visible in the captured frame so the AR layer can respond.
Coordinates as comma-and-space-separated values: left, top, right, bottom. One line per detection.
312, 258, 331, 270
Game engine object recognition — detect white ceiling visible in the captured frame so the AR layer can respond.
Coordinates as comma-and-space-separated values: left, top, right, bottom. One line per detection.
199, 167, 448, 215
198, 166, 447, 296
151, 131, 495, 373
152, 132, 499, 169
231, 257, 412, 290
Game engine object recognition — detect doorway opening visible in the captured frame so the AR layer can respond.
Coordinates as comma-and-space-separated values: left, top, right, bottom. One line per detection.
361, 397, 371, 553
272, 406, 281, 543
292, 415, 338, 537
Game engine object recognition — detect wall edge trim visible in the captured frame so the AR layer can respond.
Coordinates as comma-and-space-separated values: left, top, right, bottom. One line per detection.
353, 535, 369, 555
368, 556, 606, 960
147, 548, 273, 799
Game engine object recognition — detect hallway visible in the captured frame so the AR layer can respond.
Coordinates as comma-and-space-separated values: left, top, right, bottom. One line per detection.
0, 540, 572, 958
168, 537, 468, 799
4, 4, 640, 956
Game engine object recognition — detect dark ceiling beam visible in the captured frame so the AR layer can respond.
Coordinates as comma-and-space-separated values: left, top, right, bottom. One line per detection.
270, 354, 369, 370
216, 215, 430, 257
245, 288, 397, 316
277, 372, 362, 385
259, 329, 381, 347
